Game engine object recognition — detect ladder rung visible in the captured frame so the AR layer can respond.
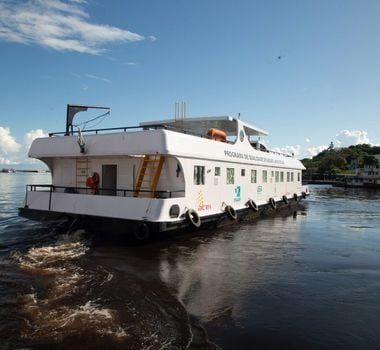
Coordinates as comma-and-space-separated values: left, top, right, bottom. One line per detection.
134, 155, 165, 197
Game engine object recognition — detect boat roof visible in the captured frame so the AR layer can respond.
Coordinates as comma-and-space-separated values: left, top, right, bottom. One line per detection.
140, 116, 269, 137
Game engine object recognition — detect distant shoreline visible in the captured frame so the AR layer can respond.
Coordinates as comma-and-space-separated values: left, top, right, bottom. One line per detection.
1, 169, 50, 173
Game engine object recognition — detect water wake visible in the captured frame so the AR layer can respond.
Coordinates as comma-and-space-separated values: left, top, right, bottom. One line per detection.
14, 231, 126, 344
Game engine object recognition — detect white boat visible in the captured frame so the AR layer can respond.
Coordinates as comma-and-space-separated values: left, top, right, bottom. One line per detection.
335, 166, 380, 189
1, 168, 16, 173
19, 105, 309, 239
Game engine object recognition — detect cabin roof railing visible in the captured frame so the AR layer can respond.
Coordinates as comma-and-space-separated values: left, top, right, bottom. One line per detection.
49, 116, 269, 138
140, 116, 269, 137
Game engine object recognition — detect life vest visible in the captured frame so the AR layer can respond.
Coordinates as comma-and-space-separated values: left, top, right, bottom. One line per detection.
86, 172, 100, 191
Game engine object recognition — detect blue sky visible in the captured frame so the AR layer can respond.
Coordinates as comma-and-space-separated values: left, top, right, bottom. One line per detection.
1, 0, 379, 166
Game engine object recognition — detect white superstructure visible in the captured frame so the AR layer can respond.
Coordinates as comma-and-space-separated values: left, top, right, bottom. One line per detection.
20, 105, 308, 238
335, 165, 380, 189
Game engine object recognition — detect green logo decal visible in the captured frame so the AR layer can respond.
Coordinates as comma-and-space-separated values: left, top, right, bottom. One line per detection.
234, 186, 241, 202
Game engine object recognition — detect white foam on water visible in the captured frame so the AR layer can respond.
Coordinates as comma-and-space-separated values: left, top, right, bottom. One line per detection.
12, 241, 88, 274
21, 297, 128, 341
26, 242, 89, 261
16, 235, 126, 343
100, 269, 114, 285
98, 325, 128, 340
13, 242, 89, 303
51, 268, 84, 300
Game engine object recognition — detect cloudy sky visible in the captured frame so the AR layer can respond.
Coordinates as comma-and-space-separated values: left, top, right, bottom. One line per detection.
0, 0, 379, 166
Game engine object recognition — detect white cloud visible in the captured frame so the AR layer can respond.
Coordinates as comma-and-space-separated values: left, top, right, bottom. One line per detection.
85, 73, 111, 83
0, 0, 145, 55
335, 130, 370, 147
305, 138, 311, 143
306, 145, 328, 157
0, 126, 21, 164
0, 128, 48, 165
24, 129, 48, 150
21, 129, 48, 165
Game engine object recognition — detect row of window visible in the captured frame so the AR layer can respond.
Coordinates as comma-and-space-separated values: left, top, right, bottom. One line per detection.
194, 166, 301, 185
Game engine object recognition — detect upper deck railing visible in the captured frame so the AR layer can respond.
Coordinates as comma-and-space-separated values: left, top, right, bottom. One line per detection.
48, 124, 293, 157
49, 126, 141, 137
269, 150, 294, 158
48, 124, 235, 142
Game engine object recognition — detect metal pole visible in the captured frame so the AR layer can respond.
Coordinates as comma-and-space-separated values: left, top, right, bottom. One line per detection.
48, 186, 53, 211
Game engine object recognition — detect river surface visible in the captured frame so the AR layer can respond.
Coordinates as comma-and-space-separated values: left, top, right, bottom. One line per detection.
1, 172, 380, 349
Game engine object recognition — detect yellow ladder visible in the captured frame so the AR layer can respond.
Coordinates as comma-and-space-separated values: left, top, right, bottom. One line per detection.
133, 155, 165, 198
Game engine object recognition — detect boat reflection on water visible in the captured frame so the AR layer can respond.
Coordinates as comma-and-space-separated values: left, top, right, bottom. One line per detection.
159, 213, 305, 324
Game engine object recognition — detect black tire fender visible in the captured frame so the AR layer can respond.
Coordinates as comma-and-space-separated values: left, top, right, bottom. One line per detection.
225, 205, 238, 220
186, 209, 201, 228
134, 222, 151, 241
269, 197, 277, 210
246, 199, 258, 212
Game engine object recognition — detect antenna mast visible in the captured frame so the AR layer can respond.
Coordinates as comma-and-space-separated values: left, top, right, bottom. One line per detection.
174, 101, 186, 129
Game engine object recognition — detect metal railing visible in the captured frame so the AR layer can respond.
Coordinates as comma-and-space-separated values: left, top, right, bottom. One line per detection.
268, 150, 294, 158
49, 126, 141, 137
25, 184, 185, 211
48, 124, 236, 143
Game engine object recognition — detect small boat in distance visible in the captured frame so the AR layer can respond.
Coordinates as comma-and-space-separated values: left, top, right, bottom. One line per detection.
334, 166, 380, 189
19, 104, 309, 239
1, 168, 16, 173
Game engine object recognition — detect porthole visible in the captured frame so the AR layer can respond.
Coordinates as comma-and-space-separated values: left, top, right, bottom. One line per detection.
169, 204, 180, 218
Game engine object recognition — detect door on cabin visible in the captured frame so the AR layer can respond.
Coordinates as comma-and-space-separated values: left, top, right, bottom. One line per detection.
102, 164, 117, 196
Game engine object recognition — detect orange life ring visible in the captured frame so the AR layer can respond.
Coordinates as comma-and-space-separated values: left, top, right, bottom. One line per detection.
86, 177, 94, 188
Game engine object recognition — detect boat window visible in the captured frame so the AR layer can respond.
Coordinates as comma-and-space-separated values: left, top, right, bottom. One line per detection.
215, 167, 221, 176
280, 171, 284, 182
291, 172, 294, 182
262, 170, 268, 183
297, 172, 301, 182
194, 166, 205, 185
251, 169, 257, 183
275, 171, 279, 183
249, 141, 268, 152
286, 172, 290, 182
241, 169, 246, 177
226, 168, 235, 184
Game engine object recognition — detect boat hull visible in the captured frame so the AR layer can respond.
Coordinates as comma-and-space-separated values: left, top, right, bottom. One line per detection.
19, 197, 306, 239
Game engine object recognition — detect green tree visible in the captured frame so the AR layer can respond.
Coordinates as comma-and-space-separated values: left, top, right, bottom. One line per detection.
318, 153, 347, 174
362, 155, 379, 167
302, 144, 380, 174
